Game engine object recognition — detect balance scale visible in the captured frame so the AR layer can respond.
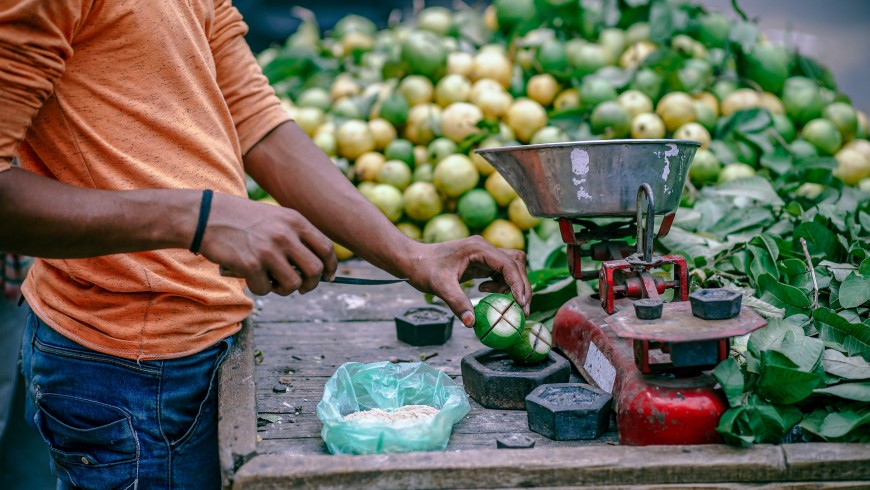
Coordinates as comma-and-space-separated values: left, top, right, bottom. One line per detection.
476, 140, 766, 445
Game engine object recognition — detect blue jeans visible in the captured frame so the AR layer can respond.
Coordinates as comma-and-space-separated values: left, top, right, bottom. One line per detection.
20, 311, 232, 489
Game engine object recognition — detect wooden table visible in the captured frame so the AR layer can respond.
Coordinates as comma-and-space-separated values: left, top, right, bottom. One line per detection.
218, 260, 870, 489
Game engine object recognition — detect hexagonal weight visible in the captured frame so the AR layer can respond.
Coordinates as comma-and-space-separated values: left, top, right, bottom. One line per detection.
689, 288, 742, 320
525, 383, 613, 441
460, 348, 570, 410
394, 306, 454, 346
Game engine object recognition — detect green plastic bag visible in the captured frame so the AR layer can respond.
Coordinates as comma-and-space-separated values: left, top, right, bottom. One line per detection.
316, 361, 470, 455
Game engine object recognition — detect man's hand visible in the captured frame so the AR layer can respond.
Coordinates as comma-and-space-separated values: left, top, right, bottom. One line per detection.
402, 237, 531, 328
200, 193, 337, 296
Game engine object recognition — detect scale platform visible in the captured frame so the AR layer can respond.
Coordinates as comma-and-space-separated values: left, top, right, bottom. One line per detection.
476, 139, 767, 446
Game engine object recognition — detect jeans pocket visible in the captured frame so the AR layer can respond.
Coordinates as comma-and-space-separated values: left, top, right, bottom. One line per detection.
35, 393, 139, 490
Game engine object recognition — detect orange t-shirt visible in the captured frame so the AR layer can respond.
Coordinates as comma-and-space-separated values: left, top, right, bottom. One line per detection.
0, 0, 291, 360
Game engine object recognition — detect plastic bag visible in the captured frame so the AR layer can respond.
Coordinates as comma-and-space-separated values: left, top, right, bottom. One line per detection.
316, 361, 470, 455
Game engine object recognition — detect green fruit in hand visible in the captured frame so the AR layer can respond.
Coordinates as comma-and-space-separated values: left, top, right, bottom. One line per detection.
580, 77, 617, 111
718, 162, 756, 184
422, 213, 469, 243
402, 182, 442, 222
473, 293, 525, 349
783, 77, 824, 126
505, 321, 552, 364
772, 114, 796, 143
823, 102, 859, 142
457, 189, 498, 230
591, 101, 631, 139
801, 118, 843, 156
384, 139, 415, 167
689, 148, 721, 186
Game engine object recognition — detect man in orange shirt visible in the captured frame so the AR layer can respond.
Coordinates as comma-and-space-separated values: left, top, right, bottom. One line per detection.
0, 1, 530, 487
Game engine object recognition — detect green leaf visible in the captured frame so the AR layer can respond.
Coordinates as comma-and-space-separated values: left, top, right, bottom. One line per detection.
819, 260, 858, 282
861, 257, 870, 276
814, 382, 870, 402
527, 268, 571, 290
705, 177, 784, 207
707, 206, 774, 239
757, 273, 812, 309
760, 151, 793, 175
822, 349, 870, 380
814, 307, 870, 361
748, 245, 778, 283
779, 258, 808, 277
527, 228, 565, 272
716, 407, 755, 446
742, 295, 785, 319
757, 350, 822, 404
713, 357, 745, 407
793, 221, 840, 261
840, 273, 870, 308
748, 317, 799, 357
818, 410, 870, 439
751, 234, 780, 262
779, 330, 824, 372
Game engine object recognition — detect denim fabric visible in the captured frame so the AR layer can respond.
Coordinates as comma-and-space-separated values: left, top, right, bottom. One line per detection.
20, 311, 232, 489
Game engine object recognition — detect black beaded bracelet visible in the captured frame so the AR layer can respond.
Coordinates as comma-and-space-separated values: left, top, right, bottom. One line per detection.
189, 189, 213, 255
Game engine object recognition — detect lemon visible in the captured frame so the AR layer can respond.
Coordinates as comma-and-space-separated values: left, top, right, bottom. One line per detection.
794, 183, 826, 199
368, 118, 397, 150
697, 11, 730, 47
457, 189, 499, 230
482, 219, 525, 250
428, 138, 457, 164
526, 74, 560, 107
619, 41, 656, 69
688, 148, 721, 186
402, 182, 443, 222
580, 78, 618, 112
331, 74, 361, 101
598, 28, 626, 64
472, 50, 512, 89
505, 321, 552, 365
473, 293, 525, 349
470, 78, 506, 104
418, 6, 452, 36
673, 122, 711, 150
630, 113, 666, 139
377, 160, 412, 190
397, 222, 422, 241
625, 22, 650, 44
494, 0, 537, 33
536, 39, 569, 74
485, 172, 518, 206
772, 114, 796, 143
844, 139, 870, 161
790, 139, 819, 160
824, 102, 859, 142
508, 197, 541, 230
414, 145, 429, 167
447, 52, 475, 77
656, 92, 696, 133
631, 68, 663, 102
740, 44, 790, 94
476, 89, 512, 119
366, 183, 404, 222
398, 75, 435, 107
569, 43, 608, 78
384, 138, 415, 167
423, 214, 470, 243
401, 30, 447, 79
313, 131, 337, 156
833, 147, 870, 185
413, 163, 434, 183
618, 90, 654, 119
505, 98, 547, 143
353, 151, 386, 182
341, 31, 374, 55
760, 92, 785, 115
470, 136, 501, 176
721, 89, 761, 116
404, 103, 442, 145
435, 74, 472, 107
337, 120, 376, 160
859, 178, 870, 193
718, 163, 756, 184
294, 107, 325, 136
802, 118, 843, 156
591, 101, 631, 139
693, 102, 717, 132
296, 88, 332, 111
331, 98, 361, 119
441, 102, 484, 143
530, 126, 568, 145
694, 92, 720, 116
553, 88, 580, 111
783, 77, 824, 126
434, 154, 479, 197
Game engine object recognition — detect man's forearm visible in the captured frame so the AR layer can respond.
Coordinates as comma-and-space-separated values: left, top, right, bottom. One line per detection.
243, 121, 419, 278
0, 166, 198, 258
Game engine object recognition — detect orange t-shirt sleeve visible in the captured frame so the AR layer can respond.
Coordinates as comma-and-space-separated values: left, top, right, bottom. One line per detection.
210, 0, 291, 155
0, 0, 91, 169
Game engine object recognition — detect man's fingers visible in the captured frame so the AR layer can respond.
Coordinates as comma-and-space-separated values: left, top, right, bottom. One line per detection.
264, 255, 302, 296
282, 241, 323, 294
298, 224, 338, 281
245, 269, 274, 296
434, 282, 476, 328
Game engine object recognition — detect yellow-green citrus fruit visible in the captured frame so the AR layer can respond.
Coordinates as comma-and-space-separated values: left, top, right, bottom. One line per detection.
721, 88, 761, 116
457, 189, 499, 230
368, 118, 397, 150
434, 154, 479, 197
656, 91, 696, 132
530, 126, 568, 145
802, 118, 843, 156
591, 101, 631, 139
570, 43, 608, 78
859, 178, 870, 193
472, 50, 513, 89
741, 44, 790, 94
618, 90, 654, 119
294, 107, 325, 136
379, 92, 410, 127
331, 75, 361, 101
505, 321, 552, 364
494, 0, 536, 32
794, 183, 826, 199
482, 219, 525, 250
553, 88, 580, 111
418, 6, 452, 36
354, 151, 386, 181
404, 103, 442, 145
357, 181, 377, 199
631, 68, 663, 102
470, 137, 501, 176
384, 138, 415, 167
447, 52, 475, 77
508, 197, 541, 230
619, 41, 656, 69
598, 28, 626, 64
428, 137, 458, 164
476, 89, 513, 119
414, 145, 429, 166
673, 122, 711, 150
857, 111, 869, 139
760, 92, 785, 115
693, 102, 717, 132
783, 77, 824, 126
398, 75, 435, 107
833, 147, 870, 185
844, 139, 870, 162
397, 222, 422, 241
296, 88, 332, 111
366, 183, 403, 222
334, 242, 354, 261
331, 97, 361, 119
694, 92, 720, 116
402, 182, 443, 221
631, 112, 666, 139
313, 131, 337, 156
423, 213, 470, 243
526, 73, 560, 107
473, 293, 525, 349
824, 102, 859, 142
413, 162, 434, 182
435, 74, 472, 107
505, 98, 547, 143
470, 78, 505, 104
485, 171, 518, 206
790, 139, 819, 160
580, 77, 618, 111
536, 39, 569, 74
772, 114, 796, 143
441, 102, 484, 143
337, 120, 376, 160
697, 11, 730, 47
483, 4, 499, 30
688, 148, 721, 186
625, 22, 650, 44
401, 30, 447, 79
377, 160, 412, 190
718, 162, 756, 184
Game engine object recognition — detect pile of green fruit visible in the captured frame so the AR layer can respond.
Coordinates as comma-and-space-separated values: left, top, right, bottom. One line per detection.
256, 0, 870, 443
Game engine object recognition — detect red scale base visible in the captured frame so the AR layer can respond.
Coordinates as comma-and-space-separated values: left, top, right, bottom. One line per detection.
553, 295, 727, 446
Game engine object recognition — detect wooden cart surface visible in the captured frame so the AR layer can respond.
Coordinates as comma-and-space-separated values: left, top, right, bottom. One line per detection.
218, 261, 870, 489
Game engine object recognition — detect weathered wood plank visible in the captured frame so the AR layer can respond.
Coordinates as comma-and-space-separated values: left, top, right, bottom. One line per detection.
232, 444, 787, 489
782, 443, 870, 482
484, 485, 870, 490
218, 318, 257, 490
